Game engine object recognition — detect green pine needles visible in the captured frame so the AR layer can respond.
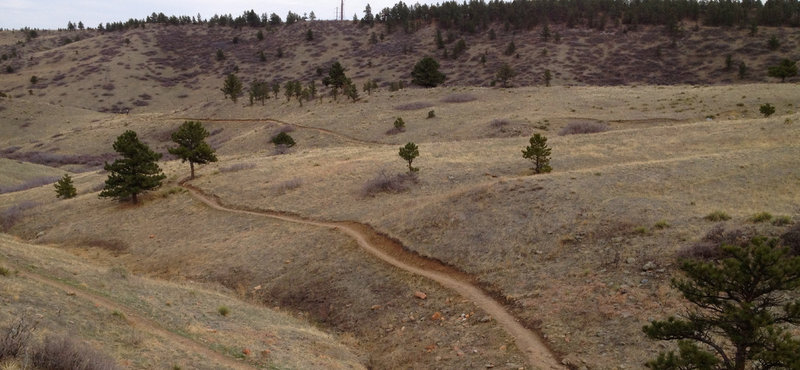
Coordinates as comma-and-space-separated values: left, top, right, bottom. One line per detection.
99, 130, 165, 204
54, 174, 77, 199
522, 134, 552, 174
643, 237, 800, 369
168, 121, 218, 179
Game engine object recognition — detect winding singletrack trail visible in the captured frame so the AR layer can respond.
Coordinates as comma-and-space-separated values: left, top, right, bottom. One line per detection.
182, 182, 564, 369
172, 117, 383, 145
11, 265, 257, 370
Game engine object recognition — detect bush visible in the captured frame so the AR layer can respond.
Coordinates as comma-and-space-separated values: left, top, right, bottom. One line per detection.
749, 212, 772, 223
216, 49, 225, 61
31, 335, 120, 370
411, 57, 445, 87
773, 215, 792, 226
272, 178, 302, 195
394, 101, 433, 111
760, 103, 776, 117
1, 201, 37, 231
767, 35, 780, 50
0, 266, 9, 276
440, 93, 477, 103
218, 306, 230, 316
677, 224, 752, 260
271, 132, 295, 147
219, 163, 256, 173
0, 318, 35, 359
653, 220, 670, 229
361, 170, 418, 197
704, 210, 731, 221
558, 121, 609, 136
0, 176, 60, 194
393, 117, 405, 131
427, 110, 435, 119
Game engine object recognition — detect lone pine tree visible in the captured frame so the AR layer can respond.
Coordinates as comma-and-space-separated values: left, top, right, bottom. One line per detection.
168, 121, 218, 179
399, 142, 419, 172
522, 134, 552, 174
100, 130, 165, 204
54, 174, 77, 199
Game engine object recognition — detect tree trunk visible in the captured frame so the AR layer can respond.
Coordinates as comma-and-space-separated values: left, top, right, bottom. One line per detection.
190, 162, 195, 179
131, 192, 138, 204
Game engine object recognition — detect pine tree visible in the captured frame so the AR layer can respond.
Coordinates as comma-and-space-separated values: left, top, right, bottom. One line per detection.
643, 237, 800, 369
168, 121, 218, 179
768, 59, 797, 82
399, 142, 419, 172
100, 131, 165, 204
496, 63, 517, 87
221, 73, 243, 103
411, 57, 446, 87
322, 62, 351, 100
54, 174, 77, 199
522, 134, 552, 174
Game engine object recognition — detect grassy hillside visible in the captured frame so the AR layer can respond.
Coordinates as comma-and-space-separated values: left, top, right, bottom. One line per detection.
1, 19, 799, 369
0, 234, 364, 369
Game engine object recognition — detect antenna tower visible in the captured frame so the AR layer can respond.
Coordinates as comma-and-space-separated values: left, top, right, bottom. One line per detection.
340, 0, 344, 20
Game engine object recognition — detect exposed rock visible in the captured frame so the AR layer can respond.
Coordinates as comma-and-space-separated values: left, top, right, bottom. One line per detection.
414, 291, 427, 300
431, 311, 442, 320
642, 261, 656, 271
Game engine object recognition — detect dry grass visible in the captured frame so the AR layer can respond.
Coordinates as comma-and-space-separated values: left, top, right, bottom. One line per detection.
1, 24, 800, 367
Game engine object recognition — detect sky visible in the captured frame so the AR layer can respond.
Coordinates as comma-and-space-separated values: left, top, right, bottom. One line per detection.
0, 0, 437, 30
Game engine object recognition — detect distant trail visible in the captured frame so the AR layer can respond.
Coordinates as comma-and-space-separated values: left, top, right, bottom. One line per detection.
181, 181, 564, 370
172, 117, 383, 145
11, 264, 257, 370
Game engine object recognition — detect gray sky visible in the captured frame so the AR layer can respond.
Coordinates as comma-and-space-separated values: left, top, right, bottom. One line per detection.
1, 0, 434, 30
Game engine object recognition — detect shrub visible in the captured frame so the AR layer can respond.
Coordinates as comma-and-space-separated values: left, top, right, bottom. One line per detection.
0, 176, 60, 194
271, 132, 295, 147
749, 212, 772, 223
30, 75, 38, 84
760, 103, 776, 117
361, 170, 418, 197
215, 49, 225, 61
677, 224, 752, 260
440, 93, 477, 103
394, 101, 433, 111
1, 201, 37, 231
782, 222, 800, 255
218, 306, 230, 316
704, 210, 731, 221
653, 220, 670, 229
31, 334, 120, 370
272, 178, 302, 195
5, 65, 14, 74
773, 215, 792, 226
767, 59, 797, 82
0, 266, 8, 276
0, 318, 36, 359
558, 121, 609, 136
504, 41, 516, 56
427, 110, 435, 119
219, 163, 255, 173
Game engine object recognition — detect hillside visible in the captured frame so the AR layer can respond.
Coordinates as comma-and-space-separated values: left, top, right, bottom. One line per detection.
1, 19, 799, 370
1, 21, 798, 114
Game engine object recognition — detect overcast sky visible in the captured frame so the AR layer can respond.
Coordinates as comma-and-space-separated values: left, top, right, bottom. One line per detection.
0, 0, 437, 30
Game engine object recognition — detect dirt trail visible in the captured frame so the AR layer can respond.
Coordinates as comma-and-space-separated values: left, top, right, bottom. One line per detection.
181, 182, 564, 369
172, 117, 383, 146
11, 265, 257, 370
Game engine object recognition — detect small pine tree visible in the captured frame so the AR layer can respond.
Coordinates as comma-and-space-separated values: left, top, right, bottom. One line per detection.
399, 142, 419, 172
496, 63, 516, 87
54, 174, 77, 199
435, 29, 445, 49
221, 73, 243, 103
271, 82, 280, 99
544, 69, 552, 87
522, 134, 552, 174
256, 30, 264, 41
768, 35, 780, 51
216, 49, 225, 61
504, 41, 516, 56
322, 62, 351, 101
272, 132, 295, 147
394, 117, 405, 131
168, 121, 218, 179
100, 131, 165, 204
724, 54, 733, 71
760, 103, 776, 117
344, 82, 358, 102
541, 24, 550, 41
305, 29, 313, 41
739, 61, 748, 79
